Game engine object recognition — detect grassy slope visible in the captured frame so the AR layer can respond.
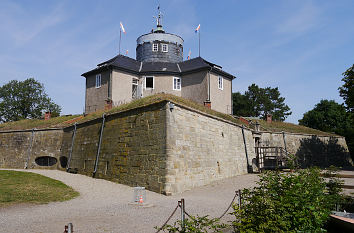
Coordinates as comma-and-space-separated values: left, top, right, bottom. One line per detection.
77, 93, 248, 127
0, 115, 82, 131
0, 170, 79, 207
258, 120, 336, 136
0, 93, 335, 136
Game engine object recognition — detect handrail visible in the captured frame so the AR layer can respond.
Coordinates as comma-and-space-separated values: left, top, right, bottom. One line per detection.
255, 146, 290, 170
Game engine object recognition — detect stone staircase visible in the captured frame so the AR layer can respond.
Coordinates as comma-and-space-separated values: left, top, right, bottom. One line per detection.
324, 171, 354, 196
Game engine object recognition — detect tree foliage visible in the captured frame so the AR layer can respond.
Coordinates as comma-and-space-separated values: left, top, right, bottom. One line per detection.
233, 84, 291, 121
0, 78, 61, 123
339, 64, 354, 112
299, 99, 354, 160
232, 168, 342, 232
298, 100, 352, 134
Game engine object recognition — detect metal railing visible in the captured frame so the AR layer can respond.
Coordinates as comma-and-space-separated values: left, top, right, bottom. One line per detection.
256, 146, 290, 171
155, 190, 241, 233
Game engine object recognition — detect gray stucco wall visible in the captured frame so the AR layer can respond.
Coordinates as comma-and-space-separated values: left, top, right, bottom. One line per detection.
111, 70, 139, 106
181, 71, 208, 105
209, 73, 232, 114
85, 70, 110, 114
85, 68, 233, 116
142, 75, 182, 98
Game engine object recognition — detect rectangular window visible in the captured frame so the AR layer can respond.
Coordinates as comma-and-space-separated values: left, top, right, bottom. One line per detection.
145, 76, 154, 89
218, 76, 223, 90
173, 77, 181, 90
132, 78, 138, 85
152, 43, 158, 52
162, 44, 168, 52
96, 74, 101, 88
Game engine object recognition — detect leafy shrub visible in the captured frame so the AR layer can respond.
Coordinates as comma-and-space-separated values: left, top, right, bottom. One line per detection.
156, 215, 227, 233
232, 168, 342, 232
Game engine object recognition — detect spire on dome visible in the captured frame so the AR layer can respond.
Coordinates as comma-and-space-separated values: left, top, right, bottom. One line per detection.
153, 4, 165, 33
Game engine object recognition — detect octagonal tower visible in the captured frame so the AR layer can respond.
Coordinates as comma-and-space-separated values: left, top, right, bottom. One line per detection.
136, 8, 184, 63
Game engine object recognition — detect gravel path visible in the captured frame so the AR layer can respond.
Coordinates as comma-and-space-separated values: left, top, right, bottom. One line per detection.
0, 169, 258, 233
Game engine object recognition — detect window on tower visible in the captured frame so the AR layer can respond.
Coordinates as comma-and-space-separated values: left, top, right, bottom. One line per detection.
152, 43, 158, 52
162, 44, 168, 52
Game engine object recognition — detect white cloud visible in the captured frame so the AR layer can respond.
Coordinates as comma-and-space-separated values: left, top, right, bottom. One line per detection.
0, 1, 66, 46
276, 2, 322, 36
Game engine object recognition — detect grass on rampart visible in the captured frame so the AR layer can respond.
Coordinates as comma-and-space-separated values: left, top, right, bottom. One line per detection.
77, 93, 249, 127
0, 115, 83, 131
257, 120, 336, 136
0, 93, 336, 136
0, 170, 79, 207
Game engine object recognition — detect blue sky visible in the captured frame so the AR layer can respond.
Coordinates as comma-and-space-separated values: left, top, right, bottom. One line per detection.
0, 0, 353, 123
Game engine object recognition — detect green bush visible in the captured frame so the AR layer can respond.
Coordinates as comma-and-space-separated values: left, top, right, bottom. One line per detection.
232, 168, 342, 232
156, 215, 227, 233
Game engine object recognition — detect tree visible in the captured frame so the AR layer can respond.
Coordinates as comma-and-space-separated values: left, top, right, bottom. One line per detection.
0, 78, 61, 122
232, 168, 342, 232
299, 99, 354, 160
233, 84, 291, 121
339, 64, 354, 112
299, 100, 351, 133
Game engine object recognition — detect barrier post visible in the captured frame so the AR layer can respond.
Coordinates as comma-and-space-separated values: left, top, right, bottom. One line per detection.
238, 190, 242, 208
64, 223, 73, 233
178, 199, 185, 231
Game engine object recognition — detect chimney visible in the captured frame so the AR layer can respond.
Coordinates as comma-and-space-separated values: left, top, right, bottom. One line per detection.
267, 114, 272, 123
255, 121, 260, 131
44, 112, 51, 120
239, 117, 250, 126
204, 100, 211, 109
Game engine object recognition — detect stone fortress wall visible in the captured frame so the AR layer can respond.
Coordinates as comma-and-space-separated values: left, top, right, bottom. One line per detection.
0, 101, 350, 194
0, 128, 64, 169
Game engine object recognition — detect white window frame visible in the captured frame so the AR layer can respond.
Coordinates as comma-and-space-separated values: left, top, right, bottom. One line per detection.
96, 74, 101, 88
173, 77, 181, 91
132, 78, 138, 85
162, 44, 168, 53
144, 76, 154, 89
218, 76, 223, 90
152, 43, 158, 52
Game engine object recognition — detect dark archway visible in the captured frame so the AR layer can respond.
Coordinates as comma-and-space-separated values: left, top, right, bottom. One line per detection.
59, 156, 68, 168
35, 156, 57, 166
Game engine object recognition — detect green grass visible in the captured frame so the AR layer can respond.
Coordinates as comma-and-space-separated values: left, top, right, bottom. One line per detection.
77, 93, 249, 127
258, 120, 336, 136
0, 93, 335, 137
0, 170, 79, 207
0, 115, 82, 131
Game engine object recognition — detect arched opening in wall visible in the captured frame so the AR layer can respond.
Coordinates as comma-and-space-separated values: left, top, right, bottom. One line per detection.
59, 156, 68, 168
35, 156, 57, 167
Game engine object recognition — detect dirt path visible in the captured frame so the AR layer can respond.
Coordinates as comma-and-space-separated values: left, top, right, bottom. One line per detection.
0, 169, 258, 233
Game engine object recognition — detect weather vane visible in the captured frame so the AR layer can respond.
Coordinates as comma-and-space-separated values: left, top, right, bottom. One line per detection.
153, 3, 163, 26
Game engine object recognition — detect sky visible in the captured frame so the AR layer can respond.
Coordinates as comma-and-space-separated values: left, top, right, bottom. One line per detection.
0, 0, 353, 123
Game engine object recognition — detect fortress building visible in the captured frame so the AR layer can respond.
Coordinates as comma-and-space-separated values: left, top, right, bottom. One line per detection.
0, 7, 351, 196
82, 8, 235, 114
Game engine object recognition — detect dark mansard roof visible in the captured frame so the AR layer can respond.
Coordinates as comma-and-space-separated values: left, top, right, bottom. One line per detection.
82, 55, 235, 79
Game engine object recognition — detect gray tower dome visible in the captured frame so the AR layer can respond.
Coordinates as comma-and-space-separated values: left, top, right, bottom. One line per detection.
136, 7, 183, 63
